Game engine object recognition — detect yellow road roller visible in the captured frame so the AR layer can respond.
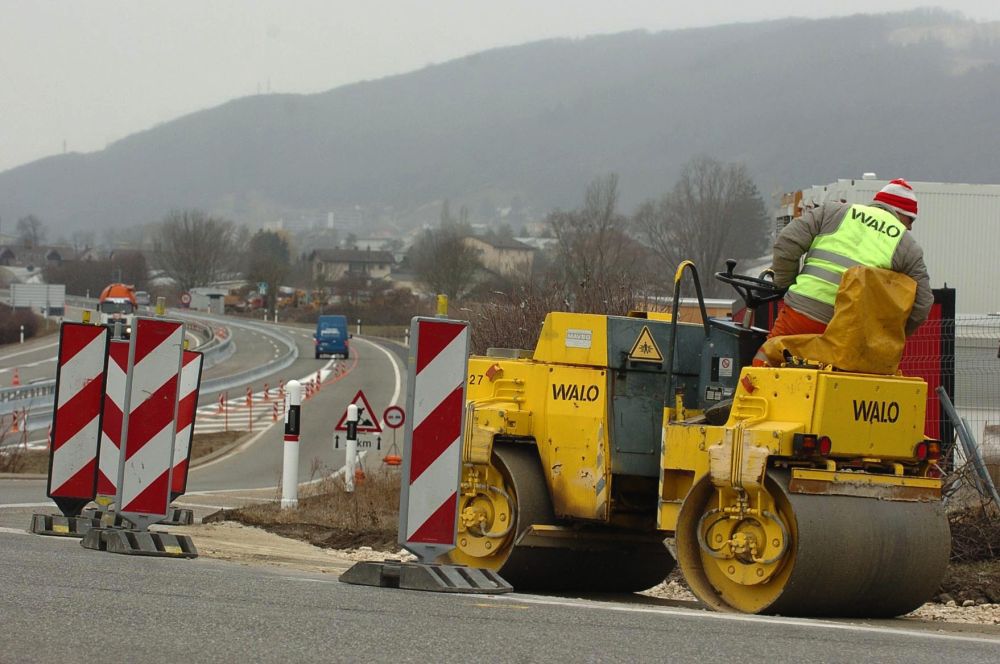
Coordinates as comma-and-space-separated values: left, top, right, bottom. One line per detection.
447, 261, 950, 617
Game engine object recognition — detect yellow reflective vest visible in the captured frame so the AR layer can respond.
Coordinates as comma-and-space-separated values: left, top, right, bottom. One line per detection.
788, 204, 906, 307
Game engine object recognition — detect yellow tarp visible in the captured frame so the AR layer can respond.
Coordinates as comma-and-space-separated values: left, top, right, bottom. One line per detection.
760, 266, 916, 375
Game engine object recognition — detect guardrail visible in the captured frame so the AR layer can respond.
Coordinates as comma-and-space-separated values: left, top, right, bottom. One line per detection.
0, 312, 298, 414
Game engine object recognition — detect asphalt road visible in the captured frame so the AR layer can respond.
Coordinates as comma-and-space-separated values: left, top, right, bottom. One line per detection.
188, 331, 405, 491
1, 528, 997, 663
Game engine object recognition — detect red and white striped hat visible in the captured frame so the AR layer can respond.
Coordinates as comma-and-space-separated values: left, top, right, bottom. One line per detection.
873, 178, 918, 219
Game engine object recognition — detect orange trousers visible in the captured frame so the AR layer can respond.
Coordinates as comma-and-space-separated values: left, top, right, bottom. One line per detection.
752, 306, 828, 366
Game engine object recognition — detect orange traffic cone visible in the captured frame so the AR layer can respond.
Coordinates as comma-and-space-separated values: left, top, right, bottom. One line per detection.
354, 466, 366, 483
216, 393, 225, 414
11, 368, 20, 387
11, 411, 19, 433
263, 384, 270, 402
272, 403, 279, 422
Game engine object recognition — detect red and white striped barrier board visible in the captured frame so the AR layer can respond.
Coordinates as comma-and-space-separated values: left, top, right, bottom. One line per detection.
170, 350, 203, 500
116, 317, 185, 529
398, 317, 470, 562
47, 323, 110, 516
96, 340, 129, 498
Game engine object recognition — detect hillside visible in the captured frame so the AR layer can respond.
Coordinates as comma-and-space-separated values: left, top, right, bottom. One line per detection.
3, 9, 1000, 235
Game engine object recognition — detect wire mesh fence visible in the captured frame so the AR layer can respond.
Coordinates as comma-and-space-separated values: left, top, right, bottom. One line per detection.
906, 313, 1000, 511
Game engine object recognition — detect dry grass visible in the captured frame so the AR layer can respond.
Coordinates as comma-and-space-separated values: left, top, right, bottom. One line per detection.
191, 430, 246, 460
208, 468, 403, 551
0, 447, 47, 474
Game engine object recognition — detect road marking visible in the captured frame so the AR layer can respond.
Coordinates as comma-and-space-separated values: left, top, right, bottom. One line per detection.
0, 526, 30, 535
0, 341, 59, 361
485, 594, 1000, 645
0, 502, 54, 509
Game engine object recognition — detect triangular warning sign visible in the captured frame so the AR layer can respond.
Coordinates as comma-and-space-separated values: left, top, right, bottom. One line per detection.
334, 389, 383, 433
628, 325, 663, 363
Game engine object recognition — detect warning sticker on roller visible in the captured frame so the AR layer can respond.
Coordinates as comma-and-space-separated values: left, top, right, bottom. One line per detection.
628, 326, 663, 363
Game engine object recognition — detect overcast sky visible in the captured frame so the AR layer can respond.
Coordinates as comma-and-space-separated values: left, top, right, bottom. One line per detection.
2, 1, 999, 173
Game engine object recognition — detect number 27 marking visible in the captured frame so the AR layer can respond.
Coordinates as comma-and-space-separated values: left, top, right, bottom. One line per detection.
468, 374, 484, 385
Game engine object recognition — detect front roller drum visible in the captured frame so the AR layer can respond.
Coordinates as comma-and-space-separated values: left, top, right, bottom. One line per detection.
445, 444, 674, 592
676, 471, 950, 617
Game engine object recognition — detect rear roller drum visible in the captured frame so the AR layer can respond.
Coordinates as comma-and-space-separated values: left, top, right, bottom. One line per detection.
676, 471, 950, 617
445, 444, 675, 592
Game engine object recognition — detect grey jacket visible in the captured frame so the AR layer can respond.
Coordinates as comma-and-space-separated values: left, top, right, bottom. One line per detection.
772, 201, 933, 335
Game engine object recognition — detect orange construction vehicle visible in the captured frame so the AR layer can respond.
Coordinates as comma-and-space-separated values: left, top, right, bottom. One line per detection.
98, 283, 137, 338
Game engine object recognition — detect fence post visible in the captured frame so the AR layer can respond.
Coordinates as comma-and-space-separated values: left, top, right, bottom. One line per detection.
281, 380, 302, 509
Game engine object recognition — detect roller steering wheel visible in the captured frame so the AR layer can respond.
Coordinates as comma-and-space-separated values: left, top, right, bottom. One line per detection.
715, 259, 786, 309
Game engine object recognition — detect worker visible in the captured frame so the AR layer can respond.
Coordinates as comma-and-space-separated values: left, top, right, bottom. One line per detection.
755, 178, 932, 365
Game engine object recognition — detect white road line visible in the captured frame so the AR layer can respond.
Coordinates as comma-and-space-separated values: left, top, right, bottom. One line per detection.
0, 502, 54, 509
0, 341, 59, 361
0, 526, 30, 535
486, 594, 1000, 646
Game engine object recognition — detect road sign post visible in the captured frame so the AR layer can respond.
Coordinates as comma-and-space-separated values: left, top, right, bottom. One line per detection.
345, 404, 359, 493
32, 323, 111, 537
281, 380, 302, 509
339, 317, 511, 594
115, 317, 185, 531
399, 317, 468, 562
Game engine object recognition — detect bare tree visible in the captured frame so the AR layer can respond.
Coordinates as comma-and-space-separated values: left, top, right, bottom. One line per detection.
409, 226, 482, 300
154, 210, 236, 292
16, 215, 46, 248
547, 173, 647, 309
633, 156, 770, 297
246, 230, 290, 311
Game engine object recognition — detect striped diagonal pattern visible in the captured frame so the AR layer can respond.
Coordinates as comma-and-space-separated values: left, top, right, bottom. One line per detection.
48, 323, 109, 501
97, 340, 129, 496
170, 350, 203, 497
118, 318, 184, 519
404, 320, 468, 544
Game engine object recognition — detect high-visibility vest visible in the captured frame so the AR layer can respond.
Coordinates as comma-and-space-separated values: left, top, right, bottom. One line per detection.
789, 204, 906, 306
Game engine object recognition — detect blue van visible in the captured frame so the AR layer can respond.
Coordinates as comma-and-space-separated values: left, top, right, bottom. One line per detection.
315, 315, 350, 359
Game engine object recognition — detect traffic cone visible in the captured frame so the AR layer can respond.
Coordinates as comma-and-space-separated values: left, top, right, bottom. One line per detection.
246, 386, 253, 405
272, 402, 279, 422
263, 383, 270, 401
315, 371, 322, 391
278, 380, 285, 397
11, 411, 19, 434
11, 368, 20, 386
354, 466, 366, 483
216, 393, 225, 414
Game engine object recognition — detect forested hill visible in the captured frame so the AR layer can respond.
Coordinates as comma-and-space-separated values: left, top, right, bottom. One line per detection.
3, 9, 1000, 234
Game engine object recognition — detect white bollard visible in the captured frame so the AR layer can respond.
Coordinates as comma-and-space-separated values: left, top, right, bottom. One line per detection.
281, 380, 302, 508
345, 403, 358, 493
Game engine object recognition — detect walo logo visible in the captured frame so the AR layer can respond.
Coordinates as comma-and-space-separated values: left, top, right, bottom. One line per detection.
851, 208, 902, 238
551, 384, 600, 402
852, 399, 900, 423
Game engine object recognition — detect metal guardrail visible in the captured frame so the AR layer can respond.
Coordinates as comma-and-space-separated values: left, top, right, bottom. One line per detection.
0, 313, 298, 413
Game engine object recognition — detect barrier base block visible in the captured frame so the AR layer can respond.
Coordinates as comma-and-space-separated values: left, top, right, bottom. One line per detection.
339, 560, 512, 594
81, 508, 130, 529
82, 506, 194, 527
29, 513, 101, 538
160, 507, 195, 526
80, 528, 198, 559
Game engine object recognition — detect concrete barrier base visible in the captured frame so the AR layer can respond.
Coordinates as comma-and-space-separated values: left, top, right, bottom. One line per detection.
29, 513, 101, 538
82, 506, 194, 527
160, 507, 195, 526
340, 560, 512, 594
80, 528, 198, 558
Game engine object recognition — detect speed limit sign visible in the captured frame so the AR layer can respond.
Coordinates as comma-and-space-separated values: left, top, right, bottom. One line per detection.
383, 405, 405, 429
179, 292, 192, 307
